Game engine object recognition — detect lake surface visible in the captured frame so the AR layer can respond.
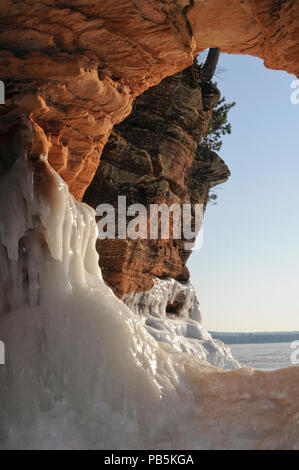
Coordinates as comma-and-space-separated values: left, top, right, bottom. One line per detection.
230, 342, 297, 370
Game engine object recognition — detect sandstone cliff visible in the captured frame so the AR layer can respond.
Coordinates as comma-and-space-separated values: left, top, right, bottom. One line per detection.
0, 2, 299, 451
84, 61, 230, 298
0, 0, 297, 198
0, 0, 297, 303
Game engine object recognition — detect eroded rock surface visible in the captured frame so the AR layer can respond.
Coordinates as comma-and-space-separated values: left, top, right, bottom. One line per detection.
0, 1, 297, 198
84, 62, 230, 297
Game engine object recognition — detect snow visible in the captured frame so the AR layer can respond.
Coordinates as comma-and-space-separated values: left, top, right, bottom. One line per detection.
0, 154, 299, 450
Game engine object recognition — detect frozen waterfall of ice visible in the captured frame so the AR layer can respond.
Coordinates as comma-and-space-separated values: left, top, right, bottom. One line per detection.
0, 153, 299, 450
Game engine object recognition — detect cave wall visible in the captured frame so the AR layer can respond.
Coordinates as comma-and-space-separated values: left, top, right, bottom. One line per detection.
0, 0, 297, 199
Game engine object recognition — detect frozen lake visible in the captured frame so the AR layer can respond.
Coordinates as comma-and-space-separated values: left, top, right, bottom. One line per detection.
230, 342, 297, 370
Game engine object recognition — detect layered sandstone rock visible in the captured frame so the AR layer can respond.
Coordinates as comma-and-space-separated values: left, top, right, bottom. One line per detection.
84, 61, 230, 297
0, 1, 297, 199
0, 0, 297, 305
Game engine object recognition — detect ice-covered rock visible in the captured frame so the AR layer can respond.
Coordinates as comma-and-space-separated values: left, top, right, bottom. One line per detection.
1, 154, 299, 450
123, 278, 240, 369
124, 278, 201, 322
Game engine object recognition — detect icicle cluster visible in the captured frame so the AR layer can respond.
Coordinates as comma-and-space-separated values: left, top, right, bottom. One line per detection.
0, 153, 298, 450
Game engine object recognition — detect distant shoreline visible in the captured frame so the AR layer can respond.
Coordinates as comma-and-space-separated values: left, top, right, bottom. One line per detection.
210, 331, 299, 345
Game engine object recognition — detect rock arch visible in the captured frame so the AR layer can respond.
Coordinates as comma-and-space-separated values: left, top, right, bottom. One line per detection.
0, 0, 297, 198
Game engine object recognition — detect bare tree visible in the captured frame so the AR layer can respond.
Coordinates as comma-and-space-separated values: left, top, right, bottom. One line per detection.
201, 48, 220, 81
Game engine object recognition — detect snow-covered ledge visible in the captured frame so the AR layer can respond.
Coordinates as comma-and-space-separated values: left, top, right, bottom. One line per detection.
123, 278, 240, 370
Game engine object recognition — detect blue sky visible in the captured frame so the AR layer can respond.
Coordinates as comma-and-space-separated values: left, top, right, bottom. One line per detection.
188, 52, 299, 332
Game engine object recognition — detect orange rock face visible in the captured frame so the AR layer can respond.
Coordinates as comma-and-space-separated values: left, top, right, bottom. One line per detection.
84, 64, 230, 297
189, 0, 298, 77
0, 1, 297, 199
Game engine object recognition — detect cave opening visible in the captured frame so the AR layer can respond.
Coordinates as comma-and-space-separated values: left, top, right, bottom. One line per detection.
188, 53, 299, 363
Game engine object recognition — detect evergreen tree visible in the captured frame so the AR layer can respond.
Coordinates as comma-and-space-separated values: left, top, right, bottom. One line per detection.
201, 92, 236, 152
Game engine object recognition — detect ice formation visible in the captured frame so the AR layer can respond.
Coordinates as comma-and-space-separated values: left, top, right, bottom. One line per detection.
124, 279, 240, 370
1, 153, 299, 450
123, 278, 201, 321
